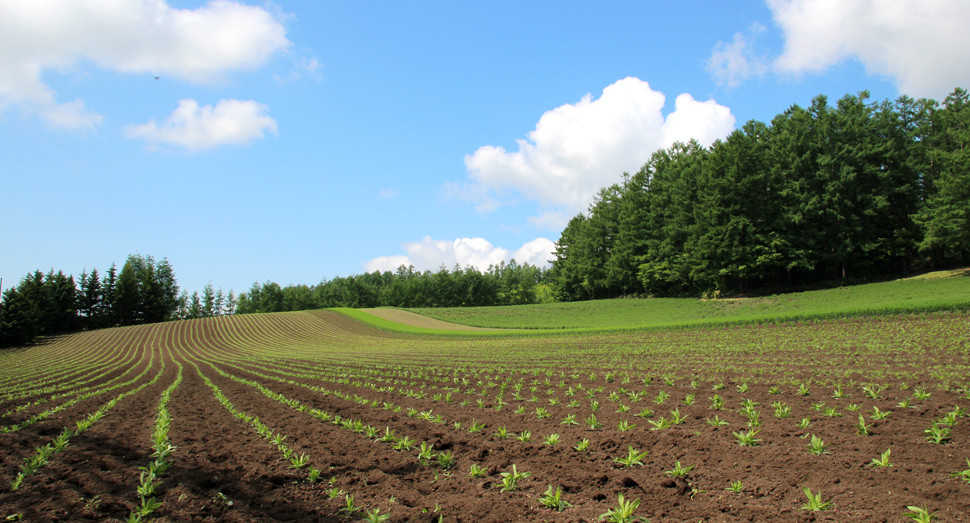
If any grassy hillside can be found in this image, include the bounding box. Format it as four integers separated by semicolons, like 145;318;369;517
406;271;970;330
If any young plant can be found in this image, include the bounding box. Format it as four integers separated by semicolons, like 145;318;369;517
664;461;694;478
493;426;509;439
468;464;488;478
800;487;833;511
339;494;357;516
648;417;671;430
869;448;892;468
573;438;590;452
538;484;571;511
707;415;729;427
924;421;951;444
670;408;688;425
361;508;391;523
585;413;604;429
903;506;938;523
307;467;323;482
709;394;725;411
516;430;532;442
797;417;811;429
561;414;579;426
616;420;635;431
289;453;310;470
392;436;415;451
727;480;744;493
498;464;530;492
634;407;654;418
543;433;561;446
436;450;456;470
871;406;892;420
950;458;970;483
733;429;762;447
598;493;642;523
417;441;436;464
807;435;830;456
857;415;871;436
613;445;647;467
468;420;486;433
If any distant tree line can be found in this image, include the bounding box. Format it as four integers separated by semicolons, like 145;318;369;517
0;254;237;347
236;260;551;314
550;88;970;300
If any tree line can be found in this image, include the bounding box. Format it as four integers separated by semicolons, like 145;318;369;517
550;88;970;300
0;254;236;347
236;260;551;314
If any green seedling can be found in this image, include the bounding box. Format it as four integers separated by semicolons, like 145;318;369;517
516;430;532;442
417;441;436;463
707;415;729;426
393;436;415;451
904;505;938;523
727;480;743;493
499;464;530;492
664;461;694;478
613;445;647;467
468;464;488;478
538;484;571;511
586;413;604;429
598;493;644;523
574;438;590;452
871;406;891;420
289;453;310;469
869;448;892;467
361;508;391;523
800;487;833;511
950;458;970;483
807;435;830;455
924;421;951;444
733;429;762;447
437;450;456;469
543;433;561;446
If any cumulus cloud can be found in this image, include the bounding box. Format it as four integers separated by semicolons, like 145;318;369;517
0;0;289;128
125;99;277;151
768;0;970;99
363;237;556;273
457;77;735;217
707;24;768;88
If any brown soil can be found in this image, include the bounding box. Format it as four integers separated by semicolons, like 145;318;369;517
0;312;968;522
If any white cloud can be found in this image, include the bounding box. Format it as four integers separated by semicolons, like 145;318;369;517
768;0;970;99
528;210;570;231
363;237;555;273
512;238;557;268
125;99;278;151
707;25;768;88
38;99;104;131
378;189;399;200
0;0;290;127
457;77;735;218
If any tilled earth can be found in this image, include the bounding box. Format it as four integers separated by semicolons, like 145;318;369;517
0;312;968;522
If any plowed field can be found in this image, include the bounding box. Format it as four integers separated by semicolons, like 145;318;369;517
1;310;968;522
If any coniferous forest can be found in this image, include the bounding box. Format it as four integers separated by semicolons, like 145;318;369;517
2;88;968;345
549;88;970;300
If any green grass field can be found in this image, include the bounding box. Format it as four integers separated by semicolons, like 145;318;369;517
403;271;970;331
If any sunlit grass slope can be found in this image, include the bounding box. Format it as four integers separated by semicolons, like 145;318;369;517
405;271;970;330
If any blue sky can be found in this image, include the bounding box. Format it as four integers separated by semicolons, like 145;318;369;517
2;1;969;297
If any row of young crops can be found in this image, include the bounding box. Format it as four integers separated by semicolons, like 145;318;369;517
0;310;968;522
